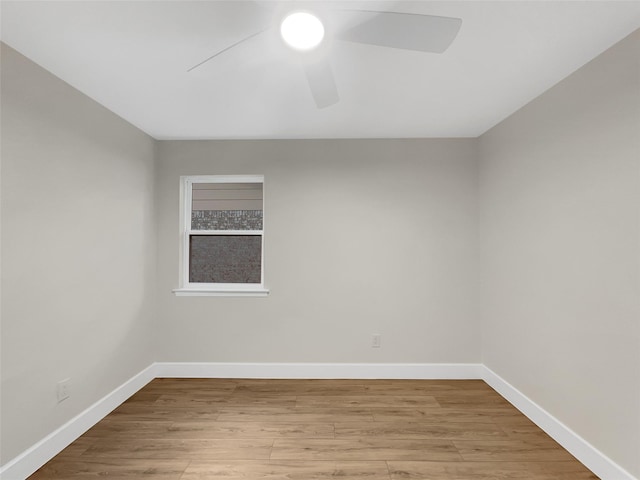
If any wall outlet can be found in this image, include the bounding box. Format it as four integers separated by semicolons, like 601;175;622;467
57;378;71;402
371;334;381;348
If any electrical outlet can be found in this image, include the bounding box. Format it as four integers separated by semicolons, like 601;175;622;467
371;334;381;348
57;378;71;402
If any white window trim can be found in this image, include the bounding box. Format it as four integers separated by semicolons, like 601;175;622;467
172;175;269;297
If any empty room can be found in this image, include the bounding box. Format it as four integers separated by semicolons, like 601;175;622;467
1;1;639;479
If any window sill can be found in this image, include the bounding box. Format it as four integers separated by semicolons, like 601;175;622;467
172;287;269;297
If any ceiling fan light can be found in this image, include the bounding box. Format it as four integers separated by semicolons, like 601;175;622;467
280;12;324;51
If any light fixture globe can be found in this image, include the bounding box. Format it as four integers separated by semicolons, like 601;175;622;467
280;12;324;51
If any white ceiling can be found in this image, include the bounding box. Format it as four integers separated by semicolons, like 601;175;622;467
2;1;639;139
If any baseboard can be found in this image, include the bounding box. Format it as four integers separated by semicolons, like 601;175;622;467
0;364;158;480
154;362;484;379
482;366;637;480
2;362;635;480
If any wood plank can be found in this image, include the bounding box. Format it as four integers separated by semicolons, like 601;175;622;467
109;404;222;421
83;419;334;441
233;384;369;395
335;421;507;440
437;403;524;415
433;393;513;407
181;460;391;480
81;420;174;438
82;438;273;460
142;378;238;394
453;439;578;462
370;408;503;423
29;459;189;480
154;393;297;407
387;461;598;479
361;386;495;396
231;379;377;386
217;406;375;423
165;421;335;439
358;380;495;395
295;395;440;408
498;422;560;442
271;438;461;461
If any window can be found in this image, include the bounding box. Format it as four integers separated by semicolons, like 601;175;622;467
173;175;268;296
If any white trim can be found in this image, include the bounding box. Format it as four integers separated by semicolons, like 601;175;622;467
172;287;269;297
154;362;483;379
178;177;189;288
482;365;637;480
0;364;158;480
185;174;263;184
187;230;263;236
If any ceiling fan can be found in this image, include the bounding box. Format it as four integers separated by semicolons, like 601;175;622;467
188;5;462;109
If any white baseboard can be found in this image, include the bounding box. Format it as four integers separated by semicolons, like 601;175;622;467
0;364;158;480
482;366;637;480
154;362;484;379
2;362;636;480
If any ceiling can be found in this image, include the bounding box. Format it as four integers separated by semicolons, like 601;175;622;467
2;1;639;139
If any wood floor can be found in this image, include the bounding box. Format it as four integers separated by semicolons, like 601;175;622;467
29;378;598;479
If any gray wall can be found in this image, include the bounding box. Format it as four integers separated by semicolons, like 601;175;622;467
0;44;157;463
156;139;480;364
479;29;640;477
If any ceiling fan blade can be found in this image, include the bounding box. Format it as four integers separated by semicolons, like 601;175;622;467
336;11;462;54
188;28;268;72
303;60;339;109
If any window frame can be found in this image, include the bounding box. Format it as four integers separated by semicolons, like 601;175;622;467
173;174;269;297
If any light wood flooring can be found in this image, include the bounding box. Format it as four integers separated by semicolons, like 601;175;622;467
29;378;599;479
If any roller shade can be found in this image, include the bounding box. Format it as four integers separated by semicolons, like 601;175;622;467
192;183;263;212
